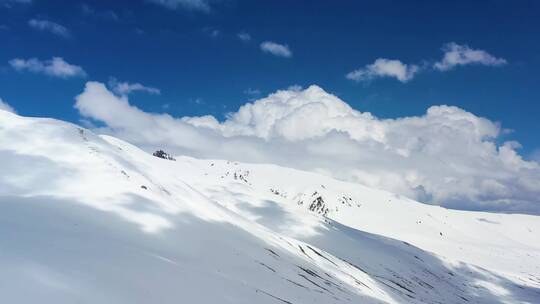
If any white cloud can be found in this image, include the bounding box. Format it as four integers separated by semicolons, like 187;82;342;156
108;78;161;96
260;41;292;58
28;19;70;38
9;57;86;78
346;58;419;83
75;82;213;151
434;42;507;71
148;0;210;12
346;43;506;84
75;82;540;214
0;98;15;113
237;32;251;42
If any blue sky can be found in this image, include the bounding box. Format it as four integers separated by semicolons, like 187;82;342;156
1;0;539;156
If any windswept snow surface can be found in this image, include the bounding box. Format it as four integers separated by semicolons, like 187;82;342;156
0;109;539;303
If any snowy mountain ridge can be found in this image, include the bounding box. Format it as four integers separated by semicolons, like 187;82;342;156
1;109;539;303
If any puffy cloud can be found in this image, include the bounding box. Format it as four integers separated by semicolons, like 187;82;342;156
28;19;70;38
9;57;86;78
346;59;419;83
347;43;505;84
260;41;292;58
434;42;507;71
75;82;540;214
108;78;161;95
237;31;251;42
148;0;210;12
0;98;15;113
75;82;215;152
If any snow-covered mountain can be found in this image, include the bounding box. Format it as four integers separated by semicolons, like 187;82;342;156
1;109;539;303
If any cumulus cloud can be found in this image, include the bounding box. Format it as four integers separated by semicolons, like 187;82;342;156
28;19;70;38
148;0;210;12
75;82;214;150
434;42;507;71
108;78;161;96
75;82;540;214
260;41;292;58
237;32;251;42
347;59;419;83
9;57;86;78
0;98;15;113
347;43;505;84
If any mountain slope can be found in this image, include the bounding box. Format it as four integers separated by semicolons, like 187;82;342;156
1;109;539;303
163;153;540;281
